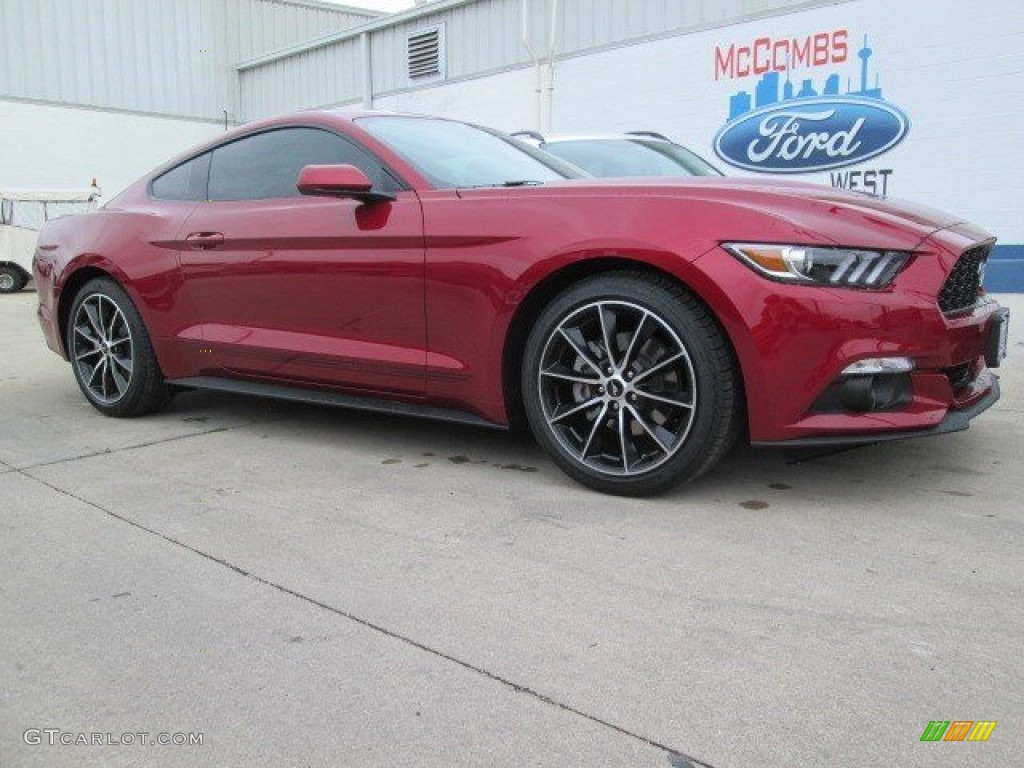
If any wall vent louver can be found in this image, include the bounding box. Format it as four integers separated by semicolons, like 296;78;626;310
407;25;445;80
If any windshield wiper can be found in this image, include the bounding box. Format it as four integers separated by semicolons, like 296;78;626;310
460;180;546;190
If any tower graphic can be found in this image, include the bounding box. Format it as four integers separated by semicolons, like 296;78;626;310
858;35;872;92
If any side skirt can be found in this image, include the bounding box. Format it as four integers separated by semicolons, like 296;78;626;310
167;376;506;430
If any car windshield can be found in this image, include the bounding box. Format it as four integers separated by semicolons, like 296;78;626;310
543;138;723;178
357;116;582;189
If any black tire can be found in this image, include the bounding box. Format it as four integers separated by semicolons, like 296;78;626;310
66;277;174;417
0;265;28;293
522;271;742;496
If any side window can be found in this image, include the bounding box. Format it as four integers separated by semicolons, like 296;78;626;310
151;153;211;201
208;128;393;202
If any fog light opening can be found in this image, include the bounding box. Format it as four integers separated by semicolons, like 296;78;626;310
838;372;913;412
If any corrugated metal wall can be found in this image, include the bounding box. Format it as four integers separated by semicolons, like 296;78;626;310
3;0;852;123
369;0;525;92
238;0;847;120
240;0;532;118
240;35;364;117
0;0;376;121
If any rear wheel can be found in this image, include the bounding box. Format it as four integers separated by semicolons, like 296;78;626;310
67;278;174;416
522;272;741;496
0;265;27;293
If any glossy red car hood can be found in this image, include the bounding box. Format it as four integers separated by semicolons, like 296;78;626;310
528;176;968;251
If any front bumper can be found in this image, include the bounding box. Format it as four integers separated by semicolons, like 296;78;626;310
695;228;1006;444
33;248;65;358
752;376;1000;448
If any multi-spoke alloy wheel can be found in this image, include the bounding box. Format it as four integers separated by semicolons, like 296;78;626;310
67;278;173;417
72;294;134;404
538;300;696;476
523;272;742;496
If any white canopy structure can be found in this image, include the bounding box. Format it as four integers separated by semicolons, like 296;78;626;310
0;189;98;202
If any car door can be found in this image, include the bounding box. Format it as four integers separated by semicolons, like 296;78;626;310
177;127;426;396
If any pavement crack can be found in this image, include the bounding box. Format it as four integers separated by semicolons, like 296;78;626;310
19;468;716;768
16;420;280;471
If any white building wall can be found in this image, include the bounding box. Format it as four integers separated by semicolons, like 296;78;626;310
1;100;223;198
549;0;1024;248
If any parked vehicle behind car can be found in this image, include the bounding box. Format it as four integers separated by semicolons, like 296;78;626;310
513;130;723;178
33;112;1008;495
1;187;100;293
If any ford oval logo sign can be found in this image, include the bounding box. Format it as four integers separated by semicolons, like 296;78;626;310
713;97;910;174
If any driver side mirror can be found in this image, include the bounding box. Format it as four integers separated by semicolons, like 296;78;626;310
296;164;395;204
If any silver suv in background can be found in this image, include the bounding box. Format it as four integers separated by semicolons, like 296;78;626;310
511;131;723;178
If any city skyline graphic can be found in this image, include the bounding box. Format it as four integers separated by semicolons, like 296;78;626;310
728;35;884;120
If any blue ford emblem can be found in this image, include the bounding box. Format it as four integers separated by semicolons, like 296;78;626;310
713;97;910;173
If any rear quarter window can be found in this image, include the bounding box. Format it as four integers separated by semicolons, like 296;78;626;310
151;153;211;201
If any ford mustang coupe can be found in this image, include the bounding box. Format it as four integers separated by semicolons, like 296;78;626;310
34;111;1009;495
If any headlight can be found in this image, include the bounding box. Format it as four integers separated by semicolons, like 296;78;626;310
723;243;910;288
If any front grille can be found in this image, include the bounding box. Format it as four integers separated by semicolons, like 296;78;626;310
938;245;988;314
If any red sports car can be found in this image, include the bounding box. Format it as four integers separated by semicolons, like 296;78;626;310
34;111;1009;495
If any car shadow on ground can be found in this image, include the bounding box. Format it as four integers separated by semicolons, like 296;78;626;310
164;386;1009;508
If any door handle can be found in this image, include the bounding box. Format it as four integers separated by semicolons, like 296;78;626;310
185;232;225;250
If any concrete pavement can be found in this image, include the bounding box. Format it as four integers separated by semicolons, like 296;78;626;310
2;290;1022;767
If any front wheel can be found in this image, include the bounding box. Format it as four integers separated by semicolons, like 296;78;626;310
67;277;174;417
522;272;742;496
